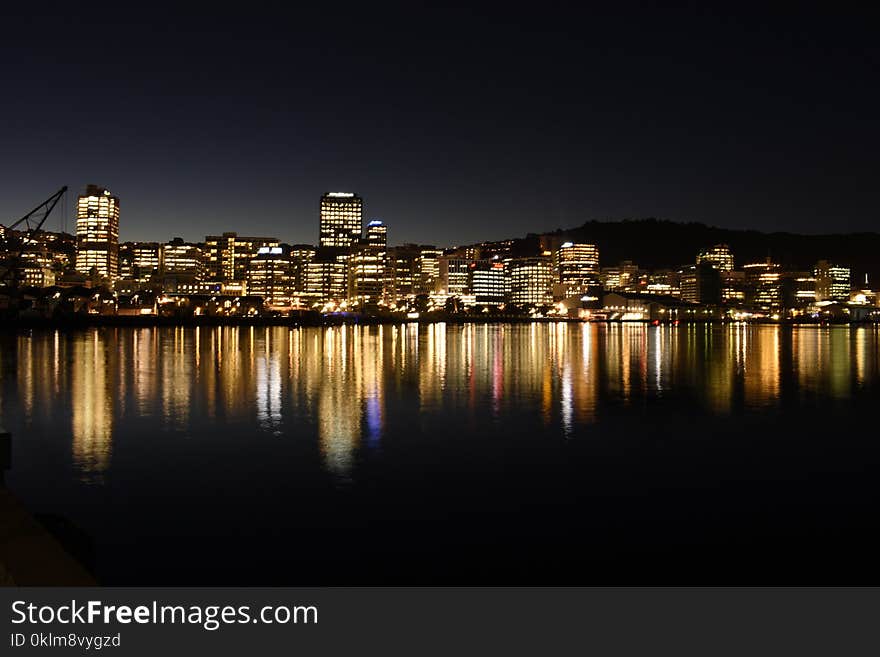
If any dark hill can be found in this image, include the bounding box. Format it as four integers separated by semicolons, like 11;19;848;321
532;219;880;281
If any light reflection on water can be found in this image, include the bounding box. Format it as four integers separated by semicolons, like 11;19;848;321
1;323;879;486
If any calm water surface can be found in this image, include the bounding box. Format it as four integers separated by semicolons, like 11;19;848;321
2;323;880;583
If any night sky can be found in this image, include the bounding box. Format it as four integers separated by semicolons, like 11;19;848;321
1;5;877;246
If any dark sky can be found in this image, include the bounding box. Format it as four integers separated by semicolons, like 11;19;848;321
1;4;877;246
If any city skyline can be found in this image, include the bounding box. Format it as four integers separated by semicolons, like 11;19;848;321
3;181;877;324
8;182;880;252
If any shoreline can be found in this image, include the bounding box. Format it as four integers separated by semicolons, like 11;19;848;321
1;315;877;330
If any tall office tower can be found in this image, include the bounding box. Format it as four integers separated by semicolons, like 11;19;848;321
417;247;443;294
247;245;293;307
679;262;722;305
555;241;600;292
743;259;783;307
289;244;317;295
75;184;120;279
349;220;388;307
319;192;363;249
386;244;421;300
305;250;348;305
438;256;473;296
161;238;204;276
117;242;160;283
469;260;506;305
814;260;851;301
509;256;554;305
602;260;640;291
204;232;280;282
697;244;735;272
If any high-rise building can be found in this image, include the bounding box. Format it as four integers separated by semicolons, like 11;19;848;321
509;256;554;305
386;244;421;300
439;256;472;296
305;248;348;305
814;260;851;301
75;184;120;279
349;220;387;307
679;262;722;305
696;245;737;302
319;192;363;249
697;244;734;272
417;247;443;294
118;242;160;283
204;232;280;282
469;260;506;305
247;246;293;307
601;260;639;291
161;238;204;276
289;244;317;295
743;259;782;308
555;242;600;292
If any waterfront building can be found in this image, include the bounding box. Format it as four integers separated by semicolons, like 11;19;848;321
204;232;280;282
305;248;348;305
697;244;734;272
75;184;120;279
470;260;506;305
119;242;161;283
509;256;554;305
556;241;600;291
386;244;421;300
247;245;293;307
438;256;472;296
814;260;851;301
290;244;317;296
601;260;639;291
697;244;740;302
162;238;204;276
319;192;363;249
849;275;877;306
349;220;388;308
679;262;722;305
418;247;443;294
743;259;783;308
791;273;817;305
18;257;55;287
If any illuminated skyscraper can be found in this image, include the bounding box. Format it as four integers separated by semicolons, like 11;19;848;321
247;246;293;307
386;244;421;299
289;244;317;296
204;232;280;282
679;262;722;305
469;260;506;305
438;256;472;296
814;260;851;301
161;238;204;276
75;184;120;279
509;256;554;305
349;220;387;307
118;242;160;283
555;242;599;291
743;259;782;308
697;244;734;272
417;247;443;294
305;250;348;305
319;192;363;249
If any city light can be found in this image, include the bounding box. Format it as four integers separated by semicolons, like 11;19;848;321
1;189;875;326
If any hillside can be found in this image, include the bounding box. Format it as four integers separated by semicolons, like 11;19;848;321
532;219;880;281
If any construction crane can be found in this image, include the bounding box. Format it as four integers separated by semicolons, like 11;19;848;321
0;186;68;288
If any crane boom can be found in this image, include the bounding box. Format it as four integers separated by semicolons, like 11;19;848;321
1;186;68;287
